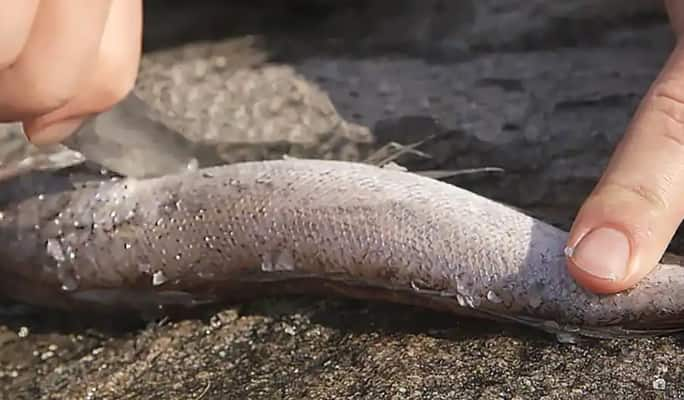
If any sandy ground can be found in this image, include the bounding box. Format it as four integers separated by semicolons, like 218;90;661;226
2;1;684;399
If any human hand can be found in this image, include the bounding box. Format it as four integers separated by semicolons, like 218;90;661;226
0;0;142;145
565;0;684;294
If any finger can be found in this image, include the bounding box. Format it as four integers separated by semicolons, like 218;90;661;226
24;0;143;144
0;0;113;122
0;0;40;68
565;41;684;294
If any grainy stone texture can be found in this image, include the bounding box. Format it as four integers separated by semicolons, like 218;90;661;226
2;1;684;399
135;39;374;163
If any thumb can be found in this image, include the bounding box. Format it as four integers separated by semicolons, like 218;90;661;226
566;42;684;294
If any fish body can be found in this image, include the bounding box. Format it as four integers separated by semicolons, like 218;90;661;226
1;159;683;338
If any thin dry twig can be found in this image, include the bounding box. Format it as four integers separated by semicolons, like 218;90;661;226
367;135;504;180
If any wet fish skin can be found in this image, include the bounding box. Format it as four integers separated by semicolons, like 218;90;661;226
1;159;684;338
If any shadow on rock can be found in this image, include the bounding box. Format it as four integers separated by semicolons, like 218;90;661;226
0;296;149;337
1;292;565;345
234;295;563;345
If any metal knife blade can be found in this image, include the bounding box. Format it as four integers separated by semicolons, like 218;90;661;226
62;93;220;179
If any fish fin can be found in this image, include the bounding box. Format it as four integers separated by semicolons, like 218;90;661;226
477;310;684;340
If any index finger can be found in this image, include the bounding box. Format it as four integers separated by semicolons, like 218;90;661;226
565;37;684;293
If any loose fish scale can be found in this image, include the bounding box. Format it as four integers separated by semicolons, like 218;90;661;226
2;159;684;334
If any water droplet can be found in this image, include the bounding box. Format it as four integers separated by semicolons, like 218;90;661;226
46;239;65;262
38;194;45;200
60;281;77;292
152;271;167;286
563;246;574;257
462;295;479;308
124;243;131;249
260;254;274;272
260;251;296;272
0;212;4;220
139;263;152;274
186;158;199;171
255;176;271;184
456;294;466;307
202;171;214;178
110;211;117;219
456;279;467;294
653;378;666;391
57;264;78;291
486;290;502;304
197;271;215;279
528;294;542;308
175;254;182;260
555;332;579;344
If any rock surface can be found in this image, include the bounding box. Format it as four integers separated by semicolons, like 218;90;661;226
2;1;684;399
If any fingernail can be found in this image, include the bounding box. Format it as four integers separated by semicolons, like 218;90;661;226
566;227;631;281
26;118;83;145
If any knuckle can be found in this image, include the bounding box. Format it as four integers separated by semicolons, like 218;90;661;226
651;81;684;147
603;180;670;212
27;87;74;113
10;69;78;114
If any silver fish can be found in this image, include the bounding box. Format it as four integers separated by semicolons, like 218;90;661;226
1;151;683;340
